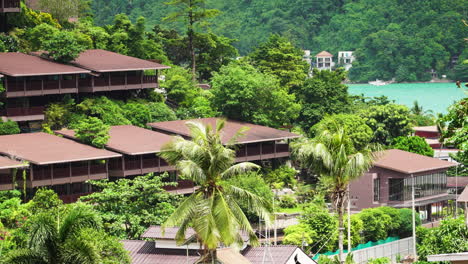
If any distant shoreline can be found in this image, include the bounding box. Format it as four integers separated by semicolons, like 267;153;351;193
346;80;453;85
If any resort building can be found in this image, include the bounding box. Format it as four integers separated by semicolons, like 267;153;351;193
123;226;316;264
337;51;354;71
0;53;91;123
69;49;169;93
315;51;334;71
148;118;300;165
0;50;170;130
0;0;20;13
349;149;457;222
0;132;121;202
413;125;460;162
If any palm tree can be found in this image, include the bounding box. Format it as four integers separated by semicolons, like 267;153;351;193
293;129;377;263
3;204;105;264
160;120;272;263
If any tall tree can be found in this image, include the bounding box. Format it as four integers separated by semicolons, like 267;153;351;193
249;34;309;89
164;0;220;80
211;61;301;128
293;129;377;262
4;204;130;263
160;120;272;263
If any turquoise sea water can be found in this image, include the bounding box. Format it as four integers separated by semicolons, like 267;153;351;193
348;83;466;114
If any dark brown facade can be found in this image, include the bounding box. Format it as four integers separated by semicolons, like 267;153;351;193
78;72;159;93
0;0;20;12
3;75;80;98
108;155;175;177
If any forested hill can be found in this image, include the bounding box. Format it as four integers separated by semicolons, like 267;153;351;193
91;0;468;82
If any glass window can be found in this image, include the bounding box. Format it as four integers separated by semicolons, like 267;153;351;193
373;178;380;201
389;178;404;201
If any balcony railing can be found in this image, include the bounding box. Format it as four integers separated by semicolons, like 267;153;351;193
1;106;45;117
5;76;78;97
2;0;20;9
79;72;158;92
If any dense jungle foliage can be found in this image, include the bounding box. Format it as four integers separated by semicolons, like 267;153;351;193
90;0;468;82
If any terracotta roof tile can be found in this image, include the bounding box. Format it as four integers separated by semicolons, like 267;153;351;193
71;49;170;72
56;125;174;155
373;149;456;174
122;240;200;264
141;226;196;240
457;185;468;202
148;118;300;145
0;132;121;165
0;53;91;77
0;156;26;169
242;245;298;264
315;51;333;57
447;177;468;188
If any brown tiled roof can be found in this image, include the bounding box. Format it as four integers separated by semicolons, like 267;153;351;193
0;156;27;169
373;149;456;174
0;133;121;165
141;226;196;240
447;177;468;188
413;126;438;133
0;53;91;77
458;186;468;202
315;51;333;57
122;240;200;264
217;248;252;264
56;125;174;155
242;245;299;264
71;49;170;72
148;118;301;144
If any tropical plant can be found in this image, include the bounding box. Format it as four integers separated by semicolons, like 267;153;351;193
391;136;434;157
159;119;272;263
293;129;377;261
75;116;110;148
3;203;130;264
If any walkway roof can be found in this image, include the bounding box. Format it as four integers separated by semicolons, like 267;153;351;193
0;132;121;165
0;53;90;77
374;149;456;174
148;118;301;145
71;49;170;72
57;125;173;155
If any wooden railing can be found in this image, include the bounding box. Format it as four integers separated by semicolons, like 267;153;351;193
2;0;20;8
1;106;45;117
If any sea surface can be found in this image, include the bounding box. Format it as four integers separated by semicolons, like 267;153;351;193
348;82;466;114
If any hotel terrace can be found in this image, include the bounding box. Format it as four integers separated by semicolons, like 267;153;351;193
0;119;299;201
0;50;169;127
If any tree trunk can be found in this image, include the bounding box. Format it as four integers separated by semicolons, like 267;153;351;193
338;205;344;264
188;1;196;81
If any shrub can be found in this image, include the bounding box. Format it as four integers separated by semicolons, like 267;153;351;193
0;120;20;135
75;117;110;148
300;202;338;252
278;194;297;208
265;165;297;188
283;224;315;247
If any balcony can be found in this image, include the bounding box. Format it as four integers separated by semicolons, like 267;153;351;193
235;142;291;162
29;162;107;188
108;155;175;178
0;0;20;12
164;180;197;195
78;72;158;93
4;76;79;98
1;106;45;122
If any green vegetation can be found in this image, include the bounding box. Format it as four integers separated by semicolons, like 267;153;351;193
0;189;129;263
439;97;467;176
417;217;468;260
75;117;110;148
211;61;300;128
159;120;272;263
80;173;180;239
293;129;376;261
391;136;434;157
0;120;21;135
296;68;349;131
90;0;467;81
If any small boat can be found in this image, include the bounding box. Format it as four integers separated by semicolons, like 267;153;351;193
368;79;388;86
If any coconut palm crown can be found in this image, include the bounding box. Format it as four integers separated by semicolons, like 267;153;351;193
293;129;378;262
159;119;272;261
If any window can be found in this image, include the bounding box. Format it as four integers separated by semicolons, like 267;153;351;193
373;178;380;201
389;178;404;201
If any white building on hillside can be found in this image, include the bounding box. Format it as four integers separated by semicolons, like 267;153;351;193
315;51;334;71
338;51;355;70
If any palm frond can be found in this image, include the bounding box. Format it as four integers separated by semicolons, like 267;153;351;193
221;162;260;179
60;231;101;264
2;249;47;264
58;204;101;243
176;160;207;184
